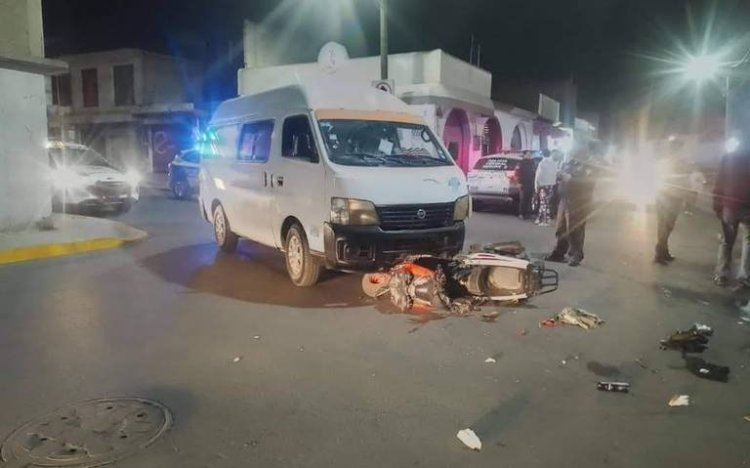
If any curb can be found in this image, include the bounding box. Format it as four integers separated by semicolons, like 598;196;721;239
0;232;147;266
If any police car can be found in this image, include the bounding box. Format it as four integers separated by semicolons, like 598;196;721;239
167;149;200;199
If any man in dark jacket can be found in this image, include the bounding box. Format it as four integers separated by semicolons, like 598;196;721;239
517;151;536;219
713;149;750;287
654;154;689;264
546;150;598;267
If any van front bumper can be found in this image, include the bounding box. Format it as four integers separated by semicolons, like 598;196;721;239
323;222;465;271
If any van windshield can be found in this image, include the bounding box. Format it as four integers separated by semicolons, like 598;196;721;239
318;120;452;167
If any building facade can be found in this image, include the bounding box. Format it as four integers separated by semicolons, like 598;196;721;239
48;49;203;173
0;0;67;230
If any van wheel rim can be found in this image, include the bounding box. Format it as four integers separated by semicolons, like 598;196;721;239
215;209;226;243
288;235;303;277
175;182;186;197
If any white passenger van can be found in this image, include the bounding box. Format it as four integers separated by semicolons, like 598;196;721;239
199;82;469;286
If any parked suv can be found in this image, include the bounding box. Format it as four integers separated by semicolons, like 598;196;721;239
467;154;523;208
48;142;140;214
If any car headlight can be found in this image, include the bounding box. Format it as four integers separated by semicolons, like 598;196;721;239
330;198;379;225
124;169;142;186
51;167;86;190
454;195;470;221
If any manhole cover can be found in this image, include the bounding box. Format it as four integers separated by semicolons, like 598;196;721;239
1;397;172;467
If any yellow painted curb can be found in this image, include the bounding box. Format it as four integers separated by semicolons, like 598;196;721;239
0;237;128;265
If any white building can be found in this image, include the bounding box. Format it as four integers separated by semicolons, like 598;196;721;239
240;42;539;173
0;0;66;230
48;49;203;173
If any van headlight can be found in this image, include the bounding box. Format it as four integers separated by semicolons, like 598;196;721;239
124;169;142;186
330;198;379;225
454;195;470;221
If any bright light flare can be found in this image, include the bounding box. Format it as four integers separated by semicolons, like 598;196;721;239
726;137;740;153
124;169;142;186
680;53;722;82
51;167;86;190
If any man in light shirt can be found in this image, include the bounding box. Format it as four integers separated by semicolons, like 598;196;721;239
534;150;558;226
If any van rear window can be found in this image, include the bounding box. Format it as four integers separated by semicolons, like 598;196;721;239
474;158;518;171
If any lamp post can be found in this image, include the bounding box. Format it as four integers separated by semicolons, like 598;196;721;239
379;0;388;80
680;53;733;149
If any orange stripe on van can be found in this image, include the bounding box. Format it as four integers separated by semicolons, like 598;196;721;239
315;109;423;125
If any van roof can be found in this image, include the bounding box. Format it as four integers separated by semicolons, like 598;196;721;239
211;81;417;126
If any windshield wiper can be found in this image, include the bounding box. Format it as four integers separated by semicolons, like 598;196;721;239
388;154;448;166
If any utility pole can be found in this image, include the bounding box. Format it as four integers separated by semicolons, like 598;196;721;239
380;0;388;80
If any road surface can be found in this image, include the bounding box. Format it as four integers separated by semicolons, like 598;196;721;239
1;192;748;467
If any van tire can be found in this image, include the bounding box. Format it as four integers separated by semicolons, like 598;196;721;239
213;203;238;253
285;224;322;287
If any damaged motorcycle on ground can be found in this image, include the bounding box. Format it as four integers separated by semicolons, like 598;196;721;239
362;241;559;315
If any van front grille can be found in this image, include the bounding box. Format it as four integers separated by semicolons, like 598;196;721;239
376;203;454;231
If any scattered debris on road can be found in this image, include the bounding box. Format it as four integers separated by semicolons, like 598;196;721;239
635;358;649;369
668;395;690;407
685;356;730;382
662;288;673;298
232;356;242;363
253;335;261;340
555;307;604;330
517;328;528;336
596;381;630;393
744;416;750;423
539;318;557;328
484;357;497;364
660;323;713;353
457;428;482;451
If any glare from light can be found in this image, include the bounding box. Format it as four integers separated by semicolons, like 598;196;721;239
726;137;740;153
124;169;142;186
51;167;86;190
681;53;722;82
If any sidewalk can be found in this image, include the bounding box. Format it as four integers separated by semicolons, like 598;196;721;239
0;214;147;265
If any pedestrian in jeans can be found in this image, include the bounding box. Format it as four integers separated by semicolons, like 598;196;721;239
517;151;536;219
546;150;597;267
534;150;558;226
713;149;750;290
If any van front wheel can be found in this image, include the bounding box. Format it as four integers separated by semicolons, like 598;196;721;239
285;224;322;287
213;204;238;253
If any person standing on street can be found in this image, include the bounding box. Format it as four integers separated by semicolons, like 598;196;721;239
654;154;688;265
546;149;598;267
517;151;536;219
534;150;558;226
685;163;707;216
713;148;750;288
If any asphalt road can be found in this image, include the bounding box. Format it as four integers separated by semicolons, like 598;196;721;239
1;191;749;468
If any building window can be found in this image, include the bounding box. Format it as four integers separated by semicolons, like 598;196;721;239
81;68;99;107
51;73;72;106
281;115;318;162
113;64;135;106
237;120;274;162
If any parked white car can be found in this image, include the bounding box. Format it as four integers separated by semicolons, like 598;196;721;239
199;82;470;286
48;142;141;214
467;153;523;208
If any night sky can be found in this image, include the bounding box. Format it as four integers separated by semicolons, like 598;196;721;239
42;0;750;122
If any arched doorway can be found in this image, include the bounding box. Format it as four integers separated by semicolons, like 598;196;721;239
510;124;523;150
443;108;470;172
482;118;502;155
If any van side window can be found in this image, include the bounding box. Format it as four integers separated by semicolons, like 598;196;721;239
282;115;318;163
238;120;274;162
212;125;240;159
